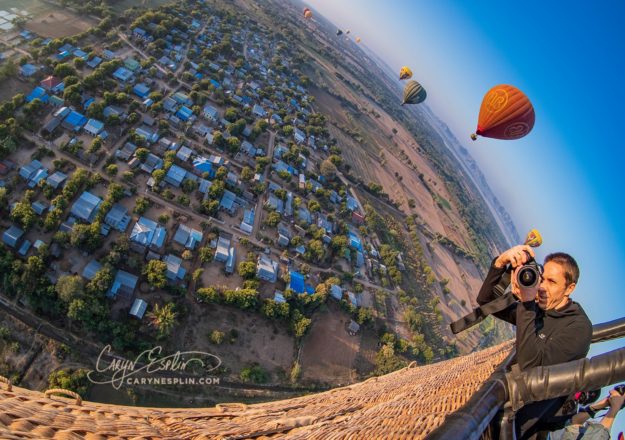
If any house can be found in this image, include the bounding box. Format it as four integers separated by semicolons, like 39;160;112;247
266;194;284;214
176;145;193;162
83;119;105;137
116;142;137;161
203;105;219;121
348;291;361;308
214;236;231;262
298;173;306;190
103;105;126;121
209;155;226;167
297;207;312;225
31;201;48;215
104;203;131;232
289;271;315;295
129;298;148;320
140;153;163;174
164;254;186;281
240;209;254;234
2;225;23;248
62;110;88;132
164;164;186;188
107;270;138;299
346;195;359;212
81;259;103;280
172;92;192;106
330;284;343;301
348;320;360;335
274;291;286;303
26;86;49;104
46;171;67;189
19;159;44;183
256;255;278;282
73;49;89;60
18;240;31;256
135;126;159;144
124;57;141;72
69;191;101;223
175;105;194;122
132;83;151;99
348;231;363;252
293;128;306;144
192;157;213;177
219;190;238;216
41;117;61;135
112;67;134;82
19;64;38;77
225;246;236;274
130;217;167;250
173;224;203;249
86;56;102;69
241;141;256;157
252;104;267;117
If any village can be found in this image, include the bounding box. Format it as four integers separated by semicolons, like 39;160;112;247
0;0;434;391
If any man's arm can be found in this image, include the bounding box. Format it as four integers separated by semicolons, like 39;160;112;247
515;302;592;370
476;259;517;324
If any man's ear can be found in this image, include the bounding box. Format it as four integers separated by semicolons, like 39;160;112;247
564;282;576;297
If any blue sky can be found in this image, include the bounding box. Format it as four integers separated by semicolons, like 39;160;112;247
305;0;625;426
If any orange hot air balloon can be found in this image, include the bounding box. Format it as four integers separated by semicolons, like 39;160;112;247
303;8;312;19
471;85;535;141
524;229;543;247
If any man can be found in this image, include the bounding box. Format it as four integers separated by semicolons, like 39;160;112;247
477;245;593;439
558;389;625;440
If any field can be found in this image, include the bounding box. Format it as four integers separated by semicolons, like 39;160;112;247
108;0;173;13
26;8;95;38
299;301;362;386
0;77;31;102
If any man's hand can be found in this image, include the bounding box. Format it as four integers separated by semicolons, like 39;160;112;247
609;389;625;411
494;245;535;269
511;266;539;302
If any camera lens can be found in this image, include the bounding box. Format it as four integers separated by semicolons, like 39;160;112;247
518;267;538;287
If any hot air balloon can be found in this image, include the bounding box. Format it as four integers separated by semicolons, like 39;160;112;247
399;66;412;80
471;85;535;141
336;29;343;36
356;37;361;43
346;29;351;34
524;229;543;248
402;80;426;105
303;8;312;19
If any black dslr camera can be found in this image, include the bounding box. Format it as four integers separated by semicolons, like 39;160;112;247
516;252;544;288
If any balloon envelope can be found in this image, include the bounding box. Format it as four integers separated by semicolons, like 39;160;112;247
472;84;535;141
399;66;413;80
336;29;343;36
524;229;543;247
402;80;426;105
356;37;361;43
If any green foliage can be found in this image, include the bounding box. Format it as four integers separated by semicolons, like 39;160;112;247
196;287;219;303
237;261;257;279
209;330;225;344
239;363;268;384
48;368;89;397
147;302;177;340
133;196;151;215
223;288;258;310
144;260;167;288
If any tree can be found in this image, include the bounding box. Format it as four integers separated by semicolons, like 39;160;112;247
209;330;225;344
10;192;37;230
86;266;114;296
147;302;177;339
48;368;89;397
133;197;150;215
181;249;193;260
239;363;268;383
54;63;77;79
144;260;167;288
56;275;84;304
224;107;238;122
196;286;219;303
199;246;213;263
241;166;254;182
320;159;338;180
135;148;149;161
237;261;257;280
264;211;281;227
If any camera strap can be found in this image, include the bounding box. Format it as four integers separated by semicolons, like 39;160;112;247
450;292;517;334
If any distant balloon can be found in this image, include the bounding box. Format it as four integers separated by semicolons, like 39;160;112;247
399;66;413;80
524;229;543;248
303;8;312;19
336;29;343;36
471;84;535;141
402;80;427;105
346;29;351;34
356;37;361;43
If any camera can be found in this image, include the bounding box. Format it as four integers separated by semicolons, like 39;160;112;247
615;384;625;395
516;253;543;288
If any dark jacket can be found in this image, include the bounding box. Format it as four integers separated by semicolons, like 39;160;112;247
477;259;592;370
477;259;593;440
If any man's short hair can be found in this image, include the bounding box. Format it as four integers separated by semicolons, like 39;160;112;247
544;252;580;286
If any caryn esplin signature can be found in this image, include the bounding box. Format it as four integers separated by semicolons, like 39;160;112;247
87;345;222;390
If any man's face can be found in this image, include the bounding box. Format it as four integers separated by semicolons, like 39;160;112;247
537;261;575;310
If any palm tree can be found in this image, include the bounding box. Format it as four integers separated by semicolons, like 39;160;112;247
147;303;177;339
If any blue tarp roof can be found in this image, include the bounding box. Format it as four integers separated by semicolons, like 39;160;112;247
20;64;38;77
175;105;193;121
63;110;88;129
84;118;104;134
289;271;305;294
26;86;49;103
82;259;103;280
70;191;102;222
113;66;133;82
132;83;150;98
